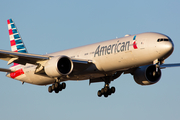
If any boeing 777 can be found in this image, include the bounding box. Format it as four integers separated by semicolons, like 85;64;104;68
1;19;179;98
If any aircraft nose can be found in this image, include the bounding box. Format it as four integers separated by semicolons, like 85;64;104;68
168;37;174;52
164;38;174;57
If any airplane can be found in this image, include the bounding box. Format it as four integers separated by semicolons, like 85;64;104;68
0;18;180;98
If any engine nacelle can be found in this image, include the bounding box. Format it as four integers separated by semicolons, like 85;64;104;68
44;56;73;77
133;65;161;85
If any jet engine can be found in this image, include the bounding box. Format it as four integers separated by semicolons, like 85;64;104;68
133;65;161;85
44;56;73;77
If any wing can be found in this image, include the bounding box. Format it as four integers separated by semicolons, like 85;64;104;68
71;58;94;74
160;63;180;69
0;49;92;65
0;49;93;75
0;49;49;65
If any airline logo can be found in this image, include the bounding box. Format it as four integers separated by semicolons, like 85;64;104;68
94;41;130;57
7;19;27;53
94;35;139;57
133;35;138;49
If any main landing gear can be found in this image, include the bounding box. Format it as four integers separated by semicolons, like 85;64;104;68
97;84;116;98
48;82;66;93
96;72;122;98
96;74;120;98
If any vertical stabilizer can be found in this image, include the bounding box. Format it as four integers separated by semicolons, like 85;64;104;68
7;19;28;53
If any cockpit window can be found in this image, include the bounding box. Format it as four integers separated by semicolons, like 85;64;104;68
164;39;169;41
157;38;169;42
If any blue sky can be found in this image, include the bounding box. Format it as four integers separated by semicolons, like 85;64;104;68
0;0;180;120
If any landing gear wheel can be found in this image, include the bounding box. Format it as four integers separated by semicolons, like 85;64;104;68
58;84;63;91
55;82;59;89
52;84;55;90
111;87;115;94
104;86;109;93
104;93;108;98
62;82;66;89
97;90;102;97
55;89;59;93
48;86;53;93
101;88;105;94
107;89;112;95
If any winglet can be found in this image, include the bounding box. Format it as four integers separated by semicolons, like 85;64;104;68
7;19;28;53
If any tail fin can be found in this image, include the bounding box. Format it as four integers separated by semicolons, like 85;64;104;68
7;19;28;53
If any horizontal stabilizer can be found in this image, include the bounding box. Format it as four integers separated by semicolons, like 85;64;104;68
0;68;15;72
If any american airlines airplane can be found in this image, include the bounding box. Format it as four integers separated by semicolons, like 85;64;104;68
1;19;179;98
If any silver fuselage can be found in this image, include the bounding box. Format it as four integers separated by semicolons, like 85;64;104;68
7;32;174;85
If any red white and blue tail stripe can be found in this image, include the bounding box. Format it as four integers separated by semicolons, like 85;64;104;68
7;19;28;53
7;19;26;79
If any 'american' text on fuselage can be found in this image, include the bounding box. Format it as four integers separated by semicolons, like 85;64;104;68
94;41;130;57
